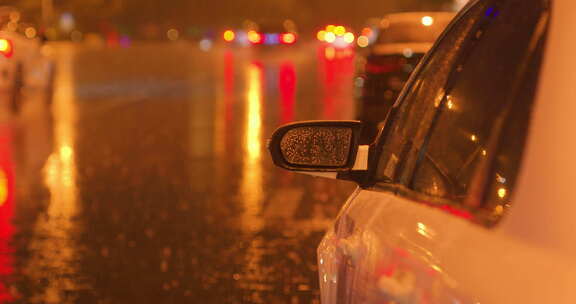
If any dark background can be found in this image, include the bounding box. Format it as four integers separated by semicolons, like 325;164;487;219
1;0;453;35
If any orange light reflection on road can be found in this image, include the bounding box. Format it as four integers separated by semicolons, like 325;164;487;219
32;45;83;303
240;62;264;232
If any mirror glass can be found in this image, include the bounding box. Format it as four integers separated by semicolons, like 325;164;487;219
280;126;352;167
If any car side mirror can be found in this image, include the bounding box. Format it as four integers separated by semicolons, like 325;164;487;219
268;120;369;180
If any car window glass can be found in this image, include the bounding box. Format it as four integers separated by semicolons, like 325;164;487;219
375;2;487;184
411;0;545;205
480;36;545;224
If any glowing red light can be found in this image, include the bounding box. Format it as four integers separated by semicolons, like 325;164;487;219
0;39;13;58
247;31;262;44
281;33;296;44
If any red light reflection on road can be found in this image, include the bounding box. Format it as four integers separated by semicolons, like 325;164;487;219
214;50;237;157
224;50;235;122
0;127;15;302
279;62;296;123
318;46;355;119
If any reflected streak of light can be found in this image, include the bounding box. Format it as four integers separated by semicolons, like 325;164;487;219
239;63;266;288
0;134;16;302
214;51;235;156
224;51;235;123
325;46;335;60
27;45;83;303
417;222;436;239
319;45;355;119
0;169;7;207
279;62;296;123
240;63;264;232
245;63;262;161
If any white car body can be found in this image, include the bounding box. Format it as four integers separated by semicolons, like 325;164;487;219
317;0;576;303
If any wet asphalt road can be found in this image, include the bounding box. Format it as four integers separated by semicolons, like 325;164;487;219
0;41;359;303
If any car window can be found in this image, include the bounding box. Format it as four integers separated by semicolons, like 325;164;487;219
375;0;548;224
410;0;546;204
375;2;488;185
480;36;546;224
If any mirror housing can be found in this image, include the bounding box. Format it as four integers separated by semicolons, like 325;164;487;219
268;121;369;179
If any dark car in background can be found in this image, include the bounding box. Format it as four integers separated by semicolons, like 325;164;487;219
356;12;455;143
247;20;298;46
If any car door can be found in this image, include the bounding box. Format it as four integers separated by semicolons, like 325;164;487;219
318;0;550;303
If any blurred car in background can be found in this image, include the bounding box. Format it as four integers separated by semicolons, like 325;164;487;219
0;7;54;108
244;20;298;46
355;12;455;143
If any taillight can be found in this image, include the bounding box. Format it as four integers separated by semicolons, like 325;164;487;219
0;39;13;58
223;30;235;42
365;63;403;74
365;56;408;74
247;31;262;44
281;33;296;44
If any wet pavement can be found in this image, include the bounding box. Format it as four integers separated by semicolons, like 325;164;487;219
0;41;359;303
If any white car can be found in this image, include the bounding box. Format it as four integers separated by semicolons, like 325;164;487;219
269;0;574;302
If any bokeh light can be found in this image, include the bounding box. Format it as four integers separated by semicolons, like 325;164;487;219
24;27;37;39
223;30;235;42
167;28;179;41
343;32;354;44
357;35;369;47
282;33;296;44
422;16;434;26
324;32;336;43
317;30;326;41
334;26;346;36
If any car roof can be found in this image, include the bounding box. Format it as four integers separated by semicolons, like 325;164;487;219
372;42;433;56
371;11;456;55
501;0;576;253
381;11;456;27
